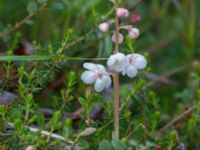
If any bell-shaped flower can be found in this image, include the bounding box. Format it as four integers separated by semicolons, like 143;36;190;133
128;28;139;39
99;20;114;32
81;63;112;92
130;13;141;23
116;8;129;18
122;65;138;78
99;22;109;32
122;54;147;78
112;32;124;44
107;52;128;72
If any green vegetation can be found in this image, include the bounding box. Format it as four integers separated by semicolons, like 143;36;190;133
0;0;200;149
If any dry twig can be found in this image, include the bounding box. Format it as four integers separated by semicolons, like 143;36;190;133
7;122;74;144
0;3;47;39
154;105;196;136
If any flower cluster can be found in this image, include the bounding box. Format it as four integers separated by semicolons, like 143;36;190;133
81;63;111;92
81;7;147;92
107;52;147;78
81;53;147;92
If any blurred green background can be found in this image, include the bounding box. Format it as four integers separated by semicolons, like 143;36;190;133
0;0;200;148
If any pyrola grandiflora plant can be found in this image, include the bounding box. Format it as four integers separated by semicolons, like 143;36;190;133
81;0;147;139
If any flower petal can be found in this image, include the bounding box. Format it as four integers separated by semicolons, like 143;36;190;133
112;33;124;44
134;54;147;69
97;64;107;74
99;22;109;32
107;52;128;72
116;8;129;18
127;66;137;78
83;63;97;71
107;55;116;67
128;28;139;39
116;53;126;61
81;71;96;84
101;75;112;88
94;78;105;92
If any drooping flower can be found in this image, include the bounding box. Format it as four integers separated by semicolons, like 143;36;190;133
99;22;109;32
81;63;112;92
122;54;147;78
107;52;128;72
122;65;138;78
119;25;139;40
116;8;129;18
128;28;139;39
130;54;147;69
112;32;124;44
130;12;141;23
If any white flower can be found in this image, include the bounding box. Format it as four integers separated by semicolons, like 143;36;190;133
122;54;147;78
122;65;137;78
81;63;112;92
130;54;147;69
128;28;139;39
107;52;128;72
112;33;124;44
99;22;109;32
116;8;129;18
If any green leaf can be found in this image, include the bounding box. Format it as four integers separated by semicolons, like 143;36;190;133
99;140;112;150
14;119;22;130
26;93;33;106
0;105;5;113
129;139;138;146
37;0;47;3
78;139;89;149
52;111;61;124
26;19;34;25
0;55;107;62
27;2;38;13
50;2;64;10
112;139;126;150
2;33;11;42
134;79;145;94
79;97;85;106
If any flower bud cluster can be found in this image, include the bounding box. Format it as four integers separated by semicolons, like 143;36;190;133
99;7;140;43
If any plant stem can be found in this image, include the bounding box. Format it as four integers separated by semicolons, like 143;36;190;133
114;0;119;54
113;73;119;139
113;0;120;139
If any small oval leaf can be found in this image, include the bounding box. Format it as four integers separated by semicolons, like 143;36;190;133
79;127;96;136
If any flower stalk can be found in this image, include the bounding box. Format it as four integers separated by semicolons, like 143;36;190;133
113;0;120;139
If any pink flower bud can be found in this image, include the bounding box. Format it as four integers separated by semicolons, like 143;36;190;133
128;28;139;39
112;33;124;44
116;8;129;18
99;22;109;32
130;13;141;23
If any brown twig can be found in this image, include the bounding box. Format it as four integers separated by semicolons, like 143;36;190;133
145;72;178;86
0;3;47;39
147;63;189;87
129;0;143;11
148;39;172;54
154;105;196;136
